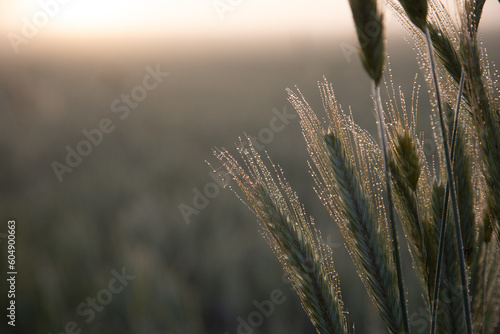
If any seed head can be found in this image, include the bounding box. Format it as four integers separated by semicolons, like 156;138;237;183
392;126;421;192
348;0;385;84
397;0;428;31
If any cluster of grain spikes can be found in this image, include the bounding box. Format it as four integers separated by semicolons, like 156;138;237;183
386;0;500;333
212;0;500;333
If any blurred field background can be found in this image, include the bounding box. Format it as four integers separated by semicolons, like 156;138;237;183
0;1;499;333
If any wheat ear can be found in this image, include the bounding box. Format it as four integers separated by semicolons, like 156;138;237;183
347;0;410;331
213;141;350;334
288;80;404;333
324;130;403;334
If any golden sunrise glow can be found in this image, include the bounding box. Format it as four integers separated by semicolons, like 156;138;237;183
0;0;498;39
1;0;369;37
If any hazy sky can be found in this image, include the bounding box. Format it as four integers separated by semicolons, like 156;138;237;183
1;0;499;38
2;1;351;35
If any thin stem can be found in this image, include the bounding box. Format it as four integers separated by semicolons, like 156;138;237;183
424;27;473;334
373;83;410;334
482;243;489;334
429;70;465;334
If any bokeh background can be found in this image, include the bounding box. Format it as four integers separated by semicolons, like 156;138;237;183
0;1;499;333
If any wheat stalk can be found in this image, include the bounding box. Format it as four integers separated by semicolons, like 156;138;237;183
430;70;466;333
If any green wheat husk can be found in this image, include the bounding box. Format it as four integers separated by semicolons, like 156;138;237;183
213;141;350;334
391;126;421;193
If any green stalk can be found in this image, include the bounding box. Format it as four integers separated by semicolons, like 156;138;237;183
424;27;473;334
429;70;465;334
374;83;410;334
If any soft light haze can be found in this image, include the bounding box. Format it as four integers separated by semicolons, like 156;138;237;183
1;0;499;57
2;0;499;37
3;0;353;36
